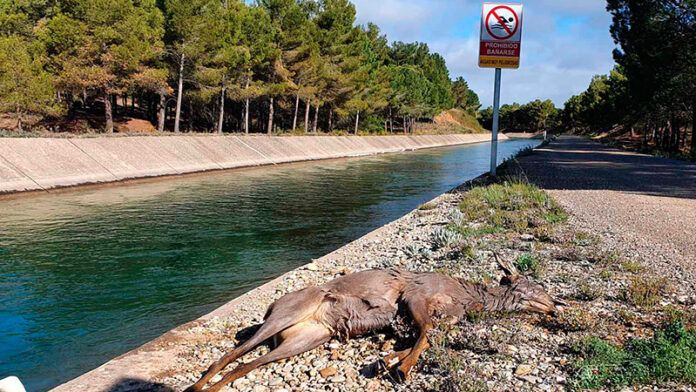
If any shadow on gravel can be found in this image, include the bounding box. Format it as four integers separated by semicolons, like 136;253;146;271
517;136;696;200
105;378;175;392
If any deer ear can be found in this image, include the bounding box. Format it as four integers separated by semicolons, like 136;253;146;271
493;252;518;277
500;275;520;286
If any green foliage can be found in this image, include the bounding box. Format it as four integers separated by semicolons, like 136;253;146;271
0;0;480;133
451;77;480;115
562;1;695;156
514;254;542;277
456;182;566;240
431;227;463;251
479;99;559;132
0;35;60;124
571;322;696;390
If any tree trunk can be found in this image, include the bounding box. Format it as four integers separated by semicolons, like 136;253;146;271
328;107;333;132
157;91;166;133
354;110;360;134
244;79;250;134
292;93;300;131
217;82;226;134
174;52;185;133
112;95;118;117
104;93;114;133
16;105;23;132
389;107;393;133
670;116;679;152
691;103;696;156
403;116;407;135
267;96;274;135
313;104;319;133
304;99;310;133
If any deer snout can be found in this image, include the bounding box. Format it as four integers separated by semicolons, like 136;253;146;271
523;295;557;315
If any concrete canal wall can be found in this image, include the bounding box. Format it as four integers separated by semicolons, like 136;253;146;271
0;134;503;194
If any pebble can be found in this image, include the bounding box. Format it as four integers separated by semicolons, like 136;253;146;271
319;367;338;378
515;364;534;377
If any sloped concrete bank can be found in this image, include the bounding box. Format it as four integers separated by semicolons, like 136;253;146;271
0;134;501;194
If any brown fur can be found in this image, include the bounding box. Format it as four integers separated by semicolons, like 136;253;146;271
186;259;560;392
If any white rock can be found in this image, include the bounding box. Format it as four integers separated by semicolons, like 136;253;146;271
0;377;26;392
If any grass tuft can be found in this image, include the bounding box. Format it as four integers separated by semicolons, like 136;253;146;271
625;276;669;309
570;322;696;390
458;181;566;236
514;253;543;278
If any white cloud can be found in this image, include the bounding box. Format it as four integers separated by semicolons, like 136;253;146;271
351;0;617;107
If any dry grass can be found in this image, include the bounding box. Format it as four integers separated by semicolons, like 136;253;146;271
625;276;669;308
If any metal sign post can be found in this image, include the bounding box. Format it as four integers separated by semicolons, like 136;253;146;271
479;3;523;176
490;68;502;175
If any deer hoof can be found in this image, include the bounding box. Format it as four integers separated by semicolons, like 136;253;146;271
383;353;401;368
391;364;412;383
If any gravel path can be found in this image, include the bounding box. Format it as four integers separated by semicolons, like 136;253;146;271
517;136;696;296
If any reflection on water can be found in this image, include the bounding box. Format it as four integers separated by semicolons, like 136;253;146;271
0;139;537;391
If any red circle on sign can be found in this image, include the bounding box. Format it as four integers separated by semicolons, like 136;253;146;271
485;5;519;40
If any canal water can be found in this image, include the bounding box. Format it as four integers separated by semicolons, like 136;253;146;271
0;139;537;391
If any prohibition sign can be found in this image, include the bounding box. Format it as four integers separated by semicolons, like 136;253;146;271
485;5;519;40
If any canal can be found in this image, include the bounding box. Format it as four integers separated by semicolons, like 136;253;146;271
0;139;537;391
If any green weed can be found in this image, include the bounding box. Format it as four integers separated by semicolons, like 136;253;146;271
570;322;696;390
515;253;543;277
459;182;566;235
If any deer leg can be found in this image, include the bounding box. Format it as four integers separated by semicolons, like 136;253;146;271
186;322;289;392
383;348;412;367
396;300;433;380
202;321;331;392
188;290;326;391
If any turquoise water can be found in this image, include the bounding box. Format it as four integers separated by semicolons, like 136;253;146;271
0;139;537;391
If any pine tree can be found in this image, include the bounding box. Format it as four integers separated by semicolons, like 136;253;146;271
0;35;60;130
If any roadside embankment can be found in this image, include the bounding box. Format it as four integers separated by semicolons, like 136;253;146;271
0;134;502;195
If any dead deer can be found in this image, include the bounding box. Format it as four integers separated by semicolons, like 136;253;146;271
186;255;563;392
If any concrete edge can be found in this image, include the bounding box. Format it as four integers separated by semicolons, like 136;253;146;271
0;134;506;196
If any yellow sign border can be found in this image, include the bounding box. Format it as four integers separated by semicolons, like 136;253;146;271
478;55;520;69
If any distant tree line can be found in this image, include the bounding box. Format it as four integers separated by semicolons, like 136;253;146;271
0;0;478;134
479;99;559;133
561;0;695;156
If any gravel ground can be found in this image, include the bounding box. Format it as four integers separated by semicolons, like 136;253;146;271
516;136;696;298
79;136;694;392
146;137;696;392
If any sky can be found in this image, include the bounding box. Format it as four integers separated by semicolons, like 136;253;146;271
351;0;618;108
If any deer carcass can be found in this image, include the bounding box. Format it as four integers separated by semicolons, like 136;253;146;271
187;256;562;392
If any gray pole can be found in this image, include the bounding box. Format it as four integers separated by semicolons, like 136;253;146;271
490;67;502;176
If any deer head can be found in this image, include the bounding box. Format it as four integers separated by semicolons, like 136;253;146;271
494;253;565;315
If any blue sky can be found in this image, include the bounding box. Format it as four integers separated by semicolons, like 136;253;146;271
351;0;618;108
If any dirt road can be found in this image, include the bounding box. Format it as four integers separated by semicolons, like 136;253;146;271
517;136;696;295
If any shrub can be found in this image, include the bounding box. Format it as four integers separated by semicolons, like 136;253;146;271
625;276;669;308
425;326;489;392
555;307;598;332
576;281;604;301
459;182;566;234
620;260;645;273
570;322;696;390
431;227;463;250
515;253;543;277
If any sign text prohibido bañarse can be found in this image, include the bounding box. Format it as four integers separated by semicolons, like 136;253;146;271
479;3;523;69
